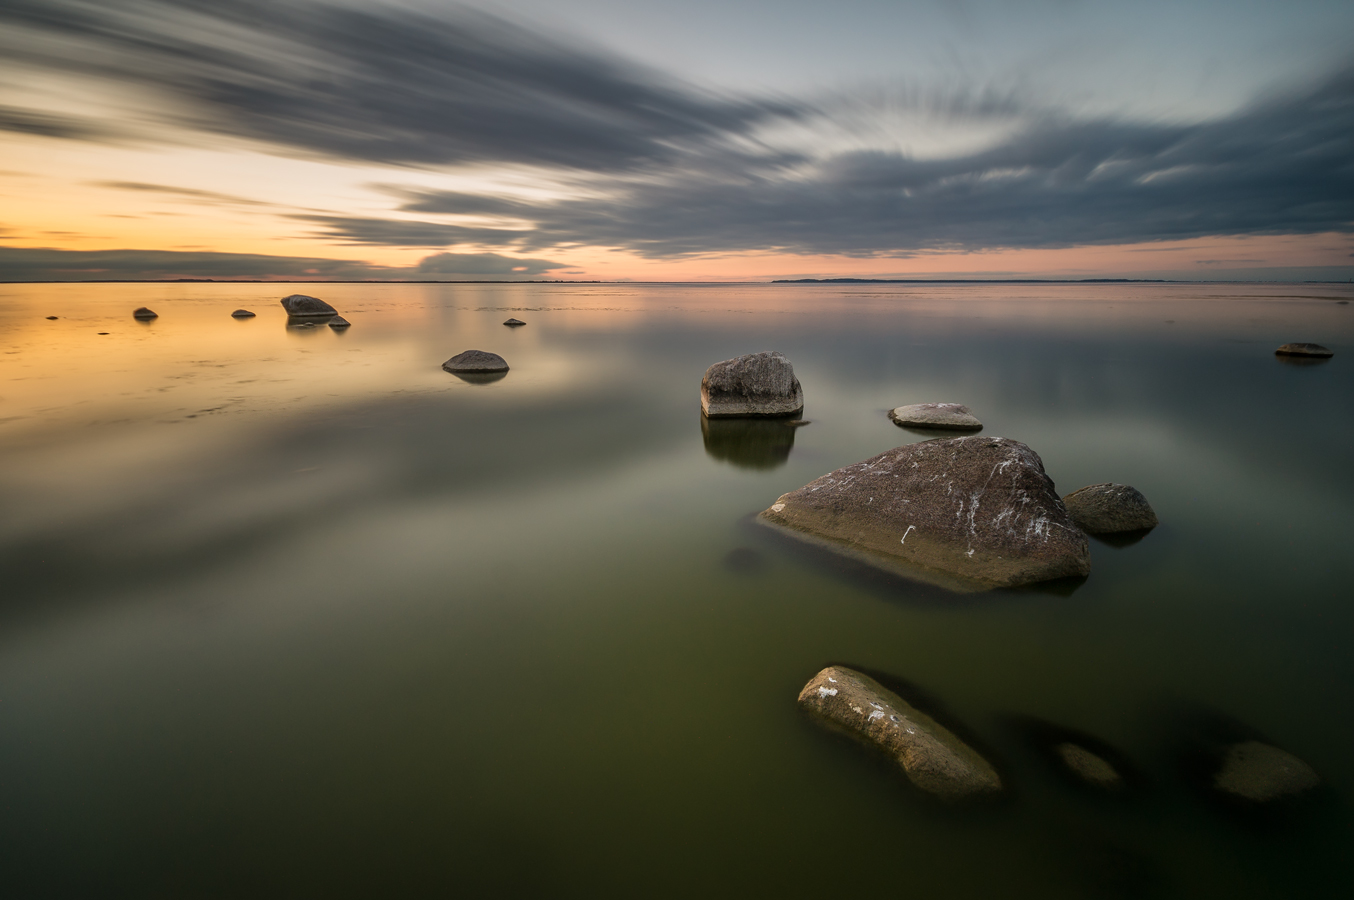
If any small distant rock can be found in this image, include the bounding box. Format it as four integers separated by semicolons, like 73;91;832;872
1063;483;1158;534
785;419;812;427
45;316;58;320
280;294;337;317
798;666;1002;800
230;309;256;318
503;317;526;327
328;316;351;329
132;307;158;320
1213;740;1319;802
701;351;803;418
1056;743;1123;789
889;402;982;430
1275;342;1333;358
443;350;509;373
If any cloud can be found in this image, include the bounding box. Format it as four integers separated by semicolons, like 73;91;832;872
90;181;276;207
0;247;565;281
0;104;116;141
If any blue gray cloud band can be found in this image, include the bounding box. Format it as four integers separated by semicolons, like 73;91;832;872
1;0;1350;263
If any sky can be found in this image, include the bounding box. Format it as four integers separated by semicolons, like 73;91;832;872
0;0;1351;282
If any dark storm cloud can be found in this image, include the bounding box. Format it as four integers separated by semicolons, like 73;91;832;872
0;0;801;171
0;247;564;281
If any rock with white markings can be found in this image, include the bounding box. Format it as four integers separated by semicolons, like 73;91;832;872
798;666;1002;799
280;294;337;317
889;402;982;430
700;351;803;418
1062;483;1157;534
760;436;1089;589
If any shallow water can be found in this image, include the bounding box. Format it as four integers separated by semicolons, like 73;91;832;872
1;281;1351;897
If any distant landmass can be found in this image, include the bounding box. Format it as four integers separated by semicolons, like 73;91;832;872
771;278;1168;284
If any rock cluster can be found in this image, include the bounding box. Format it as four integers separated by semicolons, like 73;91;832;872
1062;483;1158;534
888;402;982;430
701;351;803;418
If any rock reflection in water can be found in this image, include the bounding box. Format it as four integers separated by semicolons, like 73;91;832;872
451;371;508;385
286;314;335;333
700;414;796;470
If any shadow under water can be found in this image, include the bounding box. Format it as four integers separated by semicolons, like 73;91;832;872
700;414;797;470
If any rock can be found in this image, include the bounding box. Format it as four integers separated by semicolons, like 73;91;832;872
1275;342;1333;357
1062;483;1158;534
45;316;57;320
798;666;1002;799
1213;741;1319;802
1056;743;1123;789
328;316;351;329
132;307;158;319
280;294;337;317
761;436;1089;589
785;419;812;427
700;351;804;418
503;317;526;327
889;402;982;430
442;350;509;373
230;309;256;318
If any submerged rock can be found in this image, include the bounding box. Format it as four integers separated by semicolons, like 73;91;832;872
1056;743;1123;789
230;309;256;318
443;349;509;373
328;316;351;329
700;351;803;418
280;294;337;317
132;307;158;319
1062;483;1158;534
798;666;1002;799
1213;741;1320;802
503;317;526;327
889;402;982;430
1274;342;1333;358
761;436;1089;589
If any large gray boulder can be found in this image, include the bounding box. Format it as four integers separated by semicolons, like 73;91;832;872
442;350;509;373
1213;741;1319;802
280;294;337;317
761;436;1089;589
1274;342;1332;358
798;666;1002;799
889;402;982;430
700;351;803;418
1063;483;1157;534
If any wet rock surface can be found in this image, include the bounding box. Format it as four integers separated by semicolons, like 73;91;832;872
889;402;982;430
503;317;526;326
443;350;509;373
1213;741;1320;802
132;307;158;319
700;351;803;418
1274;342;1333;358
280;294;338;317
761;436;1090;589
798;666;1002;799
1062;483;1158;534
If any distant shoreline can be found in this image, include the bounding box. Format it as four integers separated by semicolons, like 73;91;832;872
2;278;1352;285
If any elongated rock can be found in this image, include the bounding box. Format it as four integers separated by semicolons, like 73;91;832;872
1274;342;1333;358
280;294;337;317
443;350;509;373
1213;741;1320;802
230;309;256;318
798;666;1002;799
700;351;803;418
503;317;526;327
761;436;1089;589
1062;483;1157;534
889;402;982;430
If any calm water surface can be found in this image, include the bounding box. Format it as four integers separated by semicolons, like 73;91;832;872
1;282;1351;897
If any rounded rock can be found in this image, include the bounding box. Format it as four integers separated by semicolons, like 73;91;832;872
1213;740;1319;802
1062;483;1158;534
889;402;982;430
280;294;337;317
132;307;158;320
230;309;256;318
1275;342;1333;358
442;350;509;373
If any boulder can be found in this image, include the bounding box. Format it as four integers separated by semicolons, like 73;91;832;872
280;294;337;317
132;307;158;319
889;402;982;430
328;316;351;329
1062;483;1158;534
798;666;1002;799
761;436;1089;589
230;309;256;318
700;351;803;418
443;350;509;373
1274;342;1333;358
1213;741;1319;802
503;317;526;327
1056;743;1123;789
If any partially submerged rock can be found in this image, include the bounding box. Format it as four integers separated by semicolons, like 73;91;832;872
1062;483;1158;534
700;351;803;418
1274;342;1333;358
1213;741;1320;802
443;350;509;373
1056;743;1123;789
132;307;158;319
761;436;1089;589
328;315;351;329
280;294;337;317
45;316;57;320
230;309;256;318
889;402;982;430
798;666;1001;799
503;317;526;327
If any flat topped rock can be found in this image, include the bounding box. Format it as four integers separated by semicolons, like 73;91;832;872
1213;740;1319;802
1275;342;1332;358
798;666;1002;800
761;436;1089;589
280;294;337;317
132;307;158;319
503;317;526;326
701;351;803;418
230;309;256;318
1063;483;1158;534
443;349;509;373
889;402;982;430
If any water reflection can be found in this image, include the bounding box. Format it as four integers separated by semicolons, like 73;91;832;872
700;414;797;469
450;371;508;385
1274;355;1332;367
286;313;335;330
